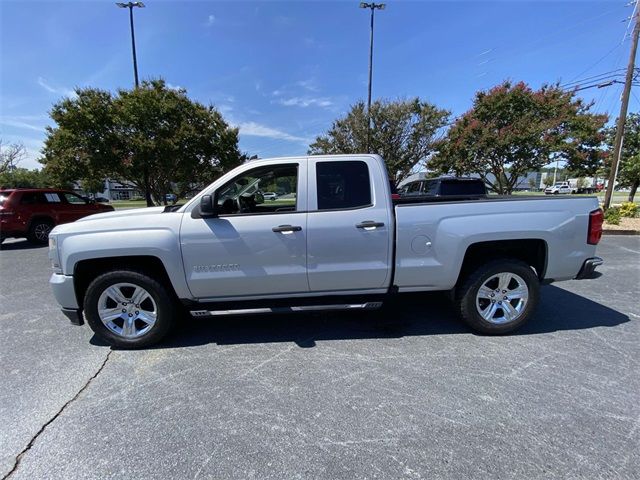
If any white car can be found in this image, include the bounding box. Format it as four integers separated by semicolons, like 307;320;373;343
263;192;278;201
545;182;575;195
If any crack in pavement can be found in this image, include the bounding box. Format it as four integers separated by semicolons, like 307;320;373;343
2;350;113;480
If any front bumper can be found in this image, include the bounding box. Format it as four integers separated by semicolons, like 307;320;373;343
575;257;603;280
49;273;83;325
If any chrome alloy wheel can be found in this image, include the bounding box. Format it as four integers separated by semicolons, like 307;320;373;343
97;283;157;338
34;223;52;242
475;272;529;325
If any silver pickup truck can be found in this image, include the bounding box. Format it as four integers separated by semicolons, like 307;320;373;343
48;154;604;347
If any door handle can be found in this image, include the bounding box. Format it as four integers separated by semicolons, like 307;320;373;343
272;225;302;234
356;221;385;230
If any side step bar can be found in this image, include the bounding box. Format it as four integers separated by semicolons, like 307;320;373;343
190;302;383;318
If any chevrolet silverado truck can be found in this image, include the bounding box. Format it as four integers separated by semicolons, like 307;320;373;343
48;154;604;347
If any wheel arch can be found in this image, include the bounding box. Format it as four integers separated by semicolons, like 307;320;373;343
456;239;548;287
28;214;55;229
73;256;178;308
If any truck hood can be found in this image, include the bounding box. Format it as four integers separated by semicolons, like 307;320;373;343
74;206;167;222
50;206;172;236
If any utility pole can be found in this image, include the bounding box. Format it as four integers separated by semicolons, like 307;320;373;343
360;2;385;153
604;0;640;209
116;2;152;207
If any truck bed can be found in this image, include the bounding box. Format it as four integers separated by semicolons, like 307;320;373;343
392;195;600;292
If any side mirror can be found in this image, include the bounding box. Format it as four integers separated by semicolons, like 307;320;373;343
200;194;218;217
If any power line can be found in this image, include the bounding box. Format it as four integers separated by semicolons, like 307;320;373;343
560;68;627;88
565;45;624;84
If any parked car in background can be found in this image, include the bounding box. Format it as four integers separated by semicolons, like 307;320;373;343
263;192;278;201
164;193;178;203
545;182;574;195
399;177;487;197
0;188;114;244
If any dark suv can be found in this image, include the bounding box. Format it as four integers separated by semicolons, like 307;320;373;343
399;177;487;197
0;189;114;244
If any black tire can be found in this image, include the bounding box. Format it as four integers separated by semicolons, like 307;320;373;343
27;218;54;244
455;259;540;334
84;269;177;348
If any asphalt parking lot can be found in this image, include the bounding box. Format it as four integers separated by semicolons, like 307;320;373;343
0;236;638;479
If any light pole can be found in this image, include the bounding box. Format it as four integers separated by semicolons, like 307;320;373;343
360;2;385;153
116;2;152;206
116;2;144;87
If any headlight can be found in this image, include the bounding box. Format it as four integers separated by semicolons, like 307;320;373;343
48;236;62;273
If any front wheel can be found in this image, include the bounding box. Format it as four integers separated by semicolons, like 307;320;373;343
84;269;177;348
455;259;540;334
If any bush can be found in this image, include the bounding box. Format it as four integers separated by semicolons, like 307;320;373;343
619;202;638;218
604;207;621;225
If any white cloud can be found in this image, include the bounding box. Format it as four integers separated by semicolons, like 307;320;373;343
0;116;47;133
277;96;333;108
218;104;234;114
205;14;215;27
166;83;184;91
236;121;310;144
37;77;76;98
295;78;319;92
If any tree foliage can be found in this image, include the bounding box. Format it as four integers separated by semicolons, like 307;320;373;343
308;99;450;186
0;168;57;189
430;81;608;194
605;112;640;202
41;79;245;205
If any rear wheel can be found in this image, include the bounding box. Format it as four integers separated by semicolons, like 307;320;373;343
27;218;54;244
456;259;539;334
84;269;177;348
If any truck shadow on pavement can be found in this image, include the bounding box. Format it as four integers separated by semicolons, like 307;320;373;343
92;284;630;350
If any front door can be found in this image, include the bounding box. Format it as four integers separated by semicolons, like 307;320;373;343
180;162;309;299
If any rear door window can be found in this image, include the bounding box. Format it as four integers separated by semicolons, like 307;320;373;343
316;161;371;210
20;192;47;205
440;181;486;195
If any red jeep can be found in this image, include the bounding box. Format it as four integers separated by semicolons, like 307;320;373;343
0;189;114;244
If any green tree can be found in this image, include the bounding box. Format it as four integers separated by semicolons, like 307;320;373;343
0;167;57;189
430;81;607;194
41;79;245;206
605;113;640;202
308;98;450;186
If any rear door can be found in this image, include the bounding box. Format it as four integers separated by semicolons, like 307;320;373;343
306;157;392;292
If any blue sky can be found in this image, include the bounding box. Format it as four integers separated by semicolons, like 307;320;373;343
1;0;636;169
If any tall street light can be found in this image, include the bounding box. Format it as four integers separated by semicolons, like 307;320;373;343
360;2;385;153
116;2;152;206
116;2;145;88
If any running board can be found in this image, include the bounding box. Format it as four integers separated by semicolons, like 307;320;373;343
190;302;383;318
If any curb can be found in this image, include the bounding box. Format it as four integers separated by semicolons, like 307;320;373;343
602;229;640;236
